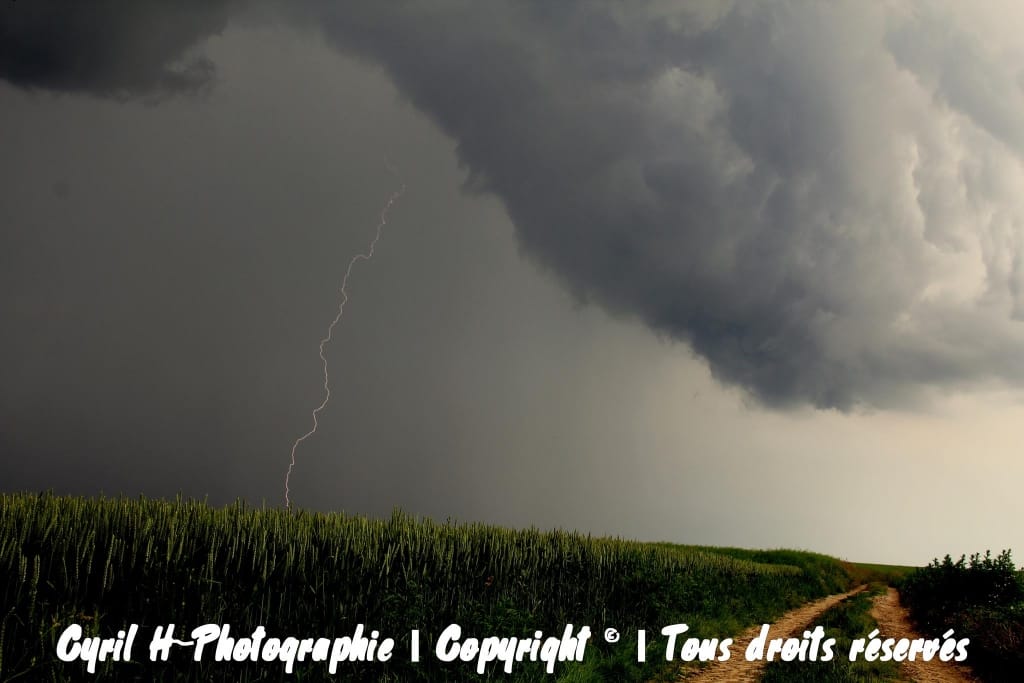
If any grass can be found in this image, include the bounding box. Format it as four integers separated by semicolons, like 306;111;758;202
0;492;861;681
844;563;916;585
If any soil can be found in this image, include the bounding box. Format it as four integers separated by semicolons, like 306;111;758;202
673;585;867;683
868;587;980;683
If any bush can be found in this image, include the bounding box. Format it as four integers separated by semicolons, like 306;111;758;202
900;549;1024;682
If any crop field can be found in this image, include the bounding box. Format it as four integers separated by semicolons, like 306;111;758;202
0;492;861;681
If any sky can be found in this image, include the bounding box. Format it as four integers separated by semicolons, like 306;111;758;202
2;1;1023;567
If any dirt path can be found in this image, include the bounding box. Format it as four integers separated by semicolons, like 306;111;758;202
673;585;867;683
869;587;979;683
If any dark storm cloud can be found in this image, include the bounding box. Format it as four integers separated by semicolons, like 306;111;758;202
0;0;241;96
7;1;1024;410
294;1;1024;409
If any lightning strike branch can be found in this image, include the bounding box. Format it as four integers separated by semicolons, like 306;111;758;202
284;163;405;510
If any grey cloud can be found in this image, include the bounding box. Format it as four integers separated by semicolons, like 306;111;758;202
7;1;1024;410
292;0;1024;409
885;8;1024;158
0;1;241;96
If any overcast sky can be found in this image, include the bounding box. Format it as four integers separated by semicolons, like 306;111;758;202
2;1;1023;566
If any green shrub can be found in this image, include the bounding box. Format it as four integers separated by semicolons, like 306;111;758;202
901;550;1024;682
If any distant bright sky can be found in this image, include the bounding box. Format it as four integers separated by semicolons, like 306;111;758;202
2;2;1023;566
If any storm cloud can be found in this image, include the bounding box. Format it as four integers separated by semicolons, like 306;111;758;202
5;1;1024;409
0;0;239;96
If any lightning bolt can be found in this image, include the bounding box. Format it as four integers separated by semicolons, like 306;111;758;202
284;161;405;510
